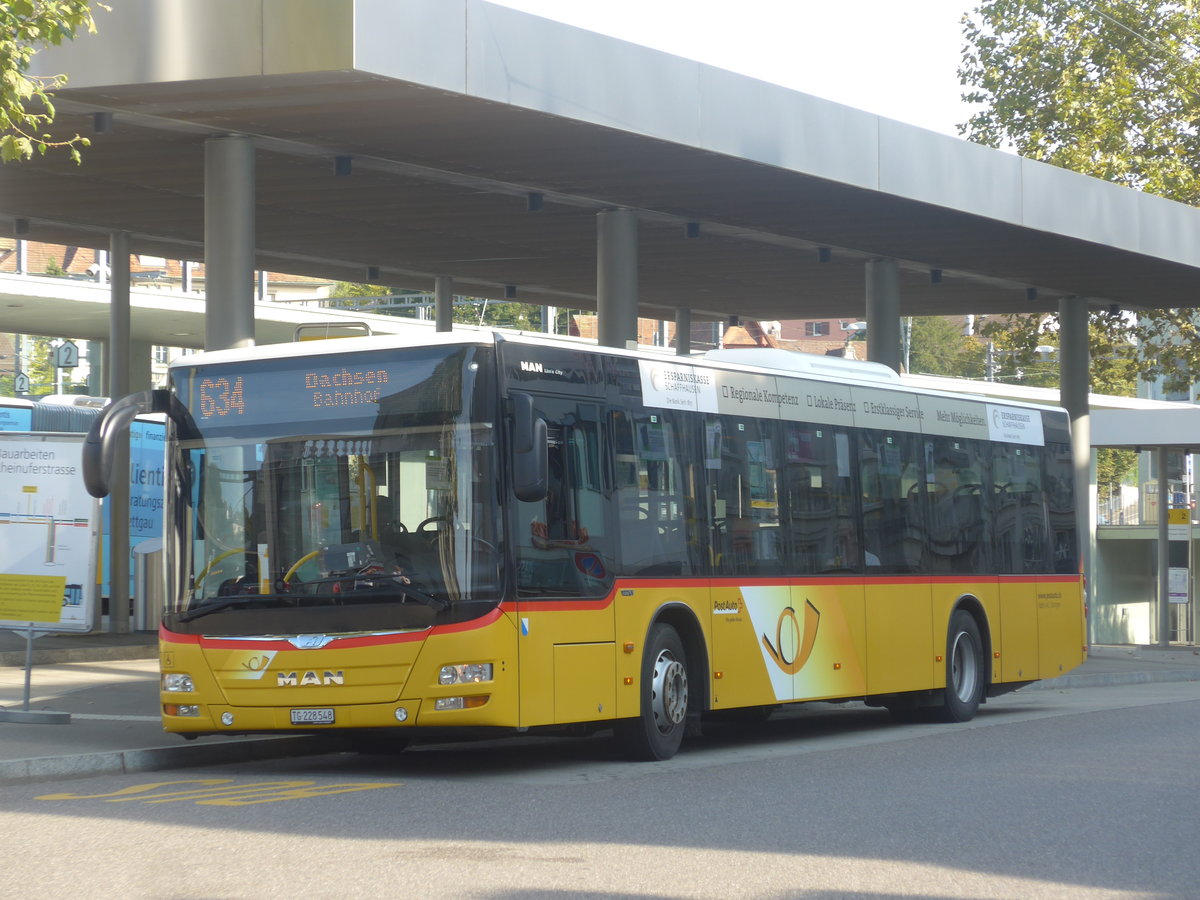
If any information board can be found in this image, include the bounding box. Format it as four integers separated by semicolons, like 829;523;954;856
0;433;98;632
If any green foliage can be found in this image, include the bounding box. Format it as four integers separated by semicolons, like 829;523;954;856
23;335;57;395
960;2;1200;392
453;300;539;330
329;283;573;332
1;0;106;164
976;312;1140;494
961;1;1200;200
906;316;986;378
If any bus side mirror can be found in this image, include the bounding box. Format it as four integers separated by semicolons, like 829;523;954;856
82;389;173;498
511;392;547;502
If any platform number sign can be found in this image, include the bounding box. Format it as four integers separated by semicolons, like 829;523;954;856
53;340;79;369
14;373;30;393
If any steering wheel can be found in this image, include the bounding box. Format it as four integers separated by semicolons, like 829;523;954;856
417;516;448;534
193;548;254;592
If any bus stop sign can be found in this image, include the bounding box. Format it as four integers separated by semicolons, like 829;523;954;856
53;341;79;369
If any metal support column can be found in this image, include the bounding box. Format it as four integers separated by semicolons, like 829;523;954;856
1059;296;1092;641
597;208;638;349
675;308;692;356
865;258;901;372
204;134;256;351
109;231;132;634
1158;447;1171;646
435;276;453;332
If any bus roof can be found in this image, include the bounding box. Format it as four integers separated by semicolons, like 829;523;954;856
171;329;1067;418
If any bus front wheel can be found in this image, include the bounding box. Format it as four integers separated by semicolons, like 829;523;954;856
939;610;984;722
616;623;689;761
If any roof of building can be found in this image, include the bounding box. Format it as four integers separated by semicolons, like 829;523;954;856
0;0;1196;352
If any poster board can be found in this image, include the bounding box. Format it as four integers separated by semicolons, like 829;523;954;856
0;433;98;632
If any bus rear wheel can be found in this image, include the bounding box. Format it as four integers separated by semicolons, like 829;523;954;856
938;610;984;722
616;623;689;761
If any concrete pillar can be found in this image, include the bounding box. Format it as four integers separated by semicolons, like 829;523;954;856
86;340;103;396
675;308;692;356
108;231;132;634
1059;295;1092;641
204;134;256;351
435;276;454;332
865;258;902;372
130;340;153;392
597;208;638;349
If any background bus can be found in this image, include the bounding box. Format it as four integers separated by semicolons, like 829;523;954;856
84;332;1086;759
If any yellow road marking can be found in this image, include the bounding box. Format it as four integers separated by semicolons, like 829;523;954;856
38;778;401;806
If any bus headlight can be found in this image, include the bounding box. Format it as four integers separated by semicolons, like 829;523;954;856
438;663;493;685
162;673;195;692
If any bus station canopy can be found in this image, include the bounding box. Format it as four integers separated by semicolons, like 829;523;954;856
4;0;1200;346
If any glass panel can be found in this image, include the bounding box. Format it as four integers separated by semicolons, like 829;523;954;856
167;346;500;635
922;437;993;574
710;415;783;576
780;424;859;573
993;443;1047;574
513;398;614;597
859;429;925;573
1045;441;1078;574
612;408;704;577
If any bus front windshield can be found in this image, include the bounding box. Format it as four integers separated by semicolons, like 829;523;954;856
166;344;500;636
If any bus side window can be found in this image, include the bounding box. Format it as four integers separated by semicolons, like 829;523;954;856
710;415;782;577
1044;441;1078;574
924;437;993;574
859;429;924;574
513;399;613;598
612;409;704;577
781;425;860;574
993;444;1048;574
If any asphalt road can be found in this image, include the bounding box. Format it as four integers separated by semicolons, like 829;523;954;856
3;681;1198;900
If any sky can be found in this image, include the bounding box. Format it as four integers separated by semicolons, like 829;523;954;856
489;1;977;138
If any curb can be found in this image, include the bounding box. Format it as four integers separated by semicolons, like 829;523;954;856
1019;669;1200;691
0;733;348;786
0;645;158;668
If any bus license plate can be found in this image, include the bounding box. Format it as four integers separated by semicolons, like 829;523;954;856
290;707;335;725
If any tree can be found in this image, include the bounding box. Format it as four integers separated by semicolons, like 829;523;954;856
906;315;987;378
975;311;1140;499
23;335;58;395
959;1;1200;391
1;0;105;164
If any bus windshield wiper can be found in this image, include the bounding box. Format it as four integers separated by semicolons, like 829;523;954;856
178;595;279;622
396;580;450;611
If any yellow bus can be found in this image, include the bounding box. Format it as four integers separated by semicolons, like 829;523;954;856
84;332;1086;760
